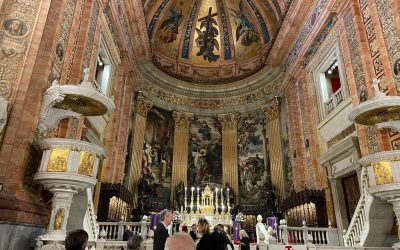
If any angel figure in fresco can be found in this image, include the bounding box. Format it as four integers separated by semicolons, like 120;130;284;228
229;1;260;46
159;2;184;43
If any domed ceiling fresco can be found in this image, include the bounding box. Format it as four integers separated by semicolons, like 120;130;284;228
142;0;286;84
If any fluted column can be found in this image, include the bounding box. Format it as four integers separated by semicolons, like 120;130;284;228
170;111;193;204
219;113;239;203
128;93;152;201
263;97;285;202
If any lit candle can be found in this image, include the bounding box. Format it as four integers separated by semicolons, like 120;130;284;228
221;188;223;197
227;188;229;197
185;186;187;196
216;188;219;197
191;186;194;197
197;187;200;196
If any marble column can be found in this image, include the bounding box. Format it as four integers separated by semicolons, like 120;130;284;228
219;113;239;203
128;93;152;201
263;97;285;202
170;111;192;204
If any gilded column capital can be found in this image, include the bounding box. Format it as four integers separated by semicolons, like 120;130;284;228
172;111;193;130
218;113;239;132
262;96;280;121
134;92;153;117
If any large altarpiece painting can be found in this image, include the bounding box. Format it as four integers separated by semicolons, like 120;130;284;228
237;110;269;204
187;116;222;187
140;108;174;205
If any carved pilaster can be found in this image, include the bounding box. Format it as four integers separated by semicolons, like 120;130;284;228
263;96;280;121
219;113;239;132
172;111;193;131
134;92;152;117
170;111;193;204
218;113;239;203
263;97;285;202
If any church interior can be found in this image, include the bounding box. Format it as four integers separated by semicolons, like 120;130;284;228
1;0;400;249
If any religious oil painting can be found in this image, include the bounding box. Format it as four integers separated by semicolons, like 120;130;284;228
188;116;222;187
237;111;268;204
138;107;174;207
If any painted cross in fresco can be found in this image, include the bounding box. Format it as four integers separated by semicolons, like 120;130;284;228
195;7;220;62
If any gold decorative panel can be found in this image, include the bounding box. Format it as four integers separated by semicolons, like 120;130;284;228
47;148;69;172
54;209;64;230
78;151;95;176
373;162;393;185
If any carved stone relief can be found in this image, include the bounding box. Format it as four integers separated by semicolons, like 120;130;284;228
0;0;41;141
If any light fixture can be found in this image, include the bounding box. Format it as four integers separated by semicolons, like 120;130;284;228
97;56;104;67
327;69;332;74
0;182;3;192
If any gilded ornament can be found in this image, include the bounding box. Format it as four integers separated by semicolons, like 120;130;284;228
134;94;153;117
173;111;192;130
219;114;238;132
78;151;95;176
373;162;393;185
47;148;69;172
263;96;280;121
54;209;64;230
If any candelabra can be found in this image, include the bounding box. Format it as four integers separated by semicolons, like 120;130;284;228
196;187;200;213
184;187;187;212
215;188;219;213
190;187;194;213
220;189;224;214
227;188;230;213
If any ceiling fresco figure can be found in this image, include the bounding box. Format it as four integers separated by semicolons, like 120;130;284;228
159;2;184;43
229;1;260;47
195;7;220;62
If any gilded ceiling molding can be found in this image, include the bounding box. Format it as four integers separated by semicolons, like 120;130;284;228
137;62;283;97
134;92;153;117
172;111;193;131
218;113;239;132
139;79;279;113
262;96;280;121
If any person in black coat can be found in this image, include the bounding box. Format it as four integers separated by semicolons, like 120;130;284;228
239;229;250;250
189;224;198;242
210;225;226;250
123;225;134;241
153;209;173;250
196;218;213;250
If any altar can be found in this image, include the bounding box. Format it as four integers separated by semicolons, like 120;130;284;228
178;185;233;227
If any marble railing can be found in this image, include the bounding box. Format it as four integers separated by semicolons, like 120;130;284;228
97;221;150;241
343;167;370;247
278;221;339;246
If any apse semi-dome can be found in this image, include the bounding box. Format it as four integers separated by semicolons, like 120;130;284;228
144;0;280;84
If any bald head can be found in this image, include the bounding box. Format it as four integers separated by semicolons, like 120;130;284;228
165;233;195;250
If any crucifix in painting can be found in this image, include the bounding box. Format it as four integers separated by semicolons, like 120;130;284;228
195;7;220;62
